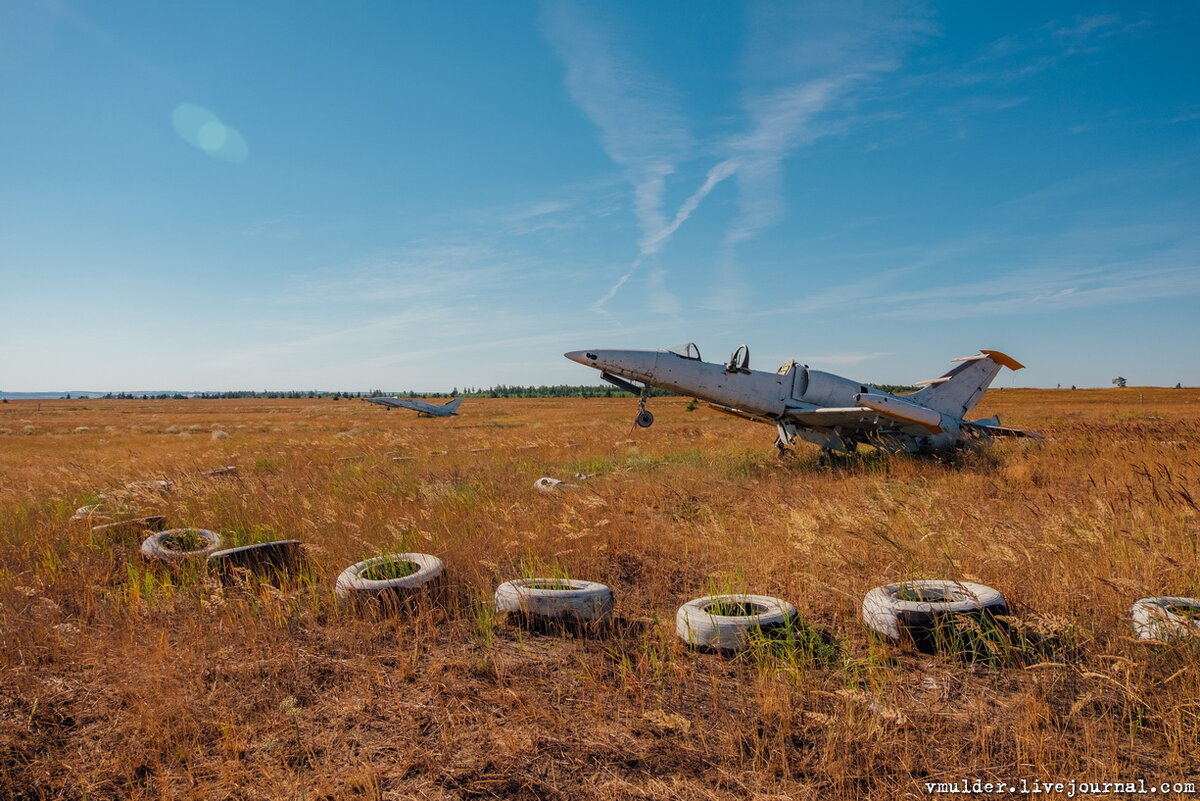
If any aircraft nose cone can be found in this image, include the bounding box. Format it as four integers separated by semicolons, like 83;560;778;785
564;350;599;366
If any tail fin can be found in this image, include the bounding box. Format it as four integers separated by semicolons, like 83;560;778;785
442;397;463;413
907;350;1024;418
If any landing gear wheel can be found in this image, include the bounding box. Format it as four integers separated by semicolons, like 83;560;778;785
635;410;654;428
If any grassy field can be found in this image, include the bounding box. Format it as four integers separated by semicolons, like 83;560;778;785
1;389;1198;800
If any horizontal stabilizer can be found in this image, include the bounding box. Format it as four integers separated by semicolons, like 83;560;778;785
949;350;1024;369
964;421;1042;439
908;349;1025;418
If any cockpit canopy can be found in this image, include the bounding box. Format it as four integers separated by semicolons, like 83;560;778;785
667;342;701;360
727;344;750;372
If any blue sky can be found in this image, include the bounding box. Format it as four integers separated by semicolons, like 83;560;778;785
1;1;1197;391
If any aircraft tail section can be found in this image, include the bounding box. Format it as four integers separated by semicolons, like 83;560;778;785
442;397;463;414
907;350;1023;419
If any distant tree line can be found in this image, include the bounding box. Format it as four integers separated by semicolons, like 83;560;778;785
94;383;925;400
450;384;676;398
100;391;327;400
95;386;673;400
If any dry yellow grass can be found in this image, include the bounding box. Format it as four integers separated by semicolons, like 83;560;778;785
0;389;1198;800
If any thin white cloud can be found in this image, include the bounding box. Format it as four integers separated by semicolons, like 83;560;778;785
936;12;1146;88
1050;14;1125;41
507;200;571;222
544;1;932;315
872;263;1200;320
640;159;737;256
724;1;933;245
590;256;641;313
725;77;852;245
698;1;931;312
758;199;1200;322
541;3;737;311
287;244;540;305
539;2;690;252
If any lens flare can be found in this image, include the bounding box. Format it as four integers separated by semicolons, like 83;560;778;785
171;103;248;163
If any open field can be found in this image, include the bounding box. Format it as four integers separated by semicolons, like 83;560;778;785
1;389;1198;800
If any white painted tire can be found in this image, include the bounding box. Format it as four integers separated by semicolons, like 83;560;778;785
494;578;614;621
140;528;223;563
862;580;1008;641
533;477;582;492
1131;596;1200;641
335;553;444;599
71;504;109;523
675;594;797;651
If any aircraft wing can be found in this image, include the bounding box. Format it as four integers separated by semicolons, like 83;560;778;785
786;406;1042;439
784;406;922;432
364;397;421;411
710;404;926;432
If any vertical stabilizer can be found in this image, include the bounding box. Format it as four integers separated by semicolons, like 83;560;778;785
908;351;1023;419
442;397;463;414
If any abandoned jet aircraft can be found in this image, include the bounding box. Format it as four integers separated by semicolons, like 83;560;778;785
363;396;463;417
564;344;1038;454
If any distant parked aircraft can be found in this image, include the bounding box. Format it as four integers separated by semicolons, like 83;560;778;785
363;397;463;417
565;344;1039;455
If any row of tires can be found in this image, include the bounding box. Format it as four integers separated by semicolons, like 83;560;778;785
331;553;1200;649
129;527;1200;648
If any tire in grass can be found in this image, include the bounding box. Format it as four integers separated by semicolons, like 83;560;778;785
207;540;305;580
494;578;614;622
675;594;798;651
335;553;445;601
533;477;581;492
1131;596;1200;641
140;528;223;563
72;504;109;523
862;579;1008;653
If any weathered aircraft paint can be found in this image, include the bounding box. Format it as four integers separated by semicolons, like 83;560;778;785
564;344;1038;454
363;396;463;417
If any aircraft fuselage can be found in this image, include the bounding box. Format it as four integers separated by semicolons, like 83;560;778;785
565;349;881;419
565;346;1034;455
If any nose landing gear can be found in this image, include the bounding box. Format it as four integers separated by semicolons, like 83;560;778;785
635;387;654;428
601;370;656;430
